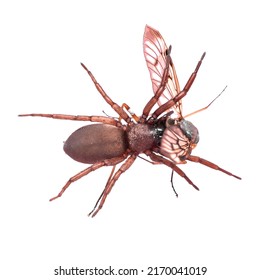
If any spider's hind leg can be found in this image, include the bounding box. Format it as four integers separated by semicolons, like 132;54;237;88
89;154;137;217
49;155;127;202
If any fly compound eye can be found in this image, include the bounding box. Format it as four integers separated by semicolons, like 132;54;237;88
179;119;199;144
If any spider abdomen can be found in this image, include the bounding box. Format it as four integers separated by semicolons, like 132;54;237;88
64;124;128;164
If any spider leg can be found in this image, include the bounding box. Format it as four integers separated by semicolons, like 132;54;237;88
81;63;131;124
187;155;241;180
89;154;137;217
88;165;116;216
18;114;121;126
150;52;206;119
145;151;199;191
140;46;172;122
49;156;126;201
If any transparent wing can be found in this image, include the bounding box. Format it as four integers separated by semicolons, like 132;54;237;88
160;126;190;164
143;25;182;117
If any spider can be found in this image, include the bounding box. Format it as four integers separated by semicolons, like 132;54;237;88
19;25;241;217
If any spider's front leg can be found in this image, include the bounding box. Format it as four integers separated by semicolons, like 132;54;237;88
144;150;199;191
150;52;206;119
140;46;172;122
187;155;241;180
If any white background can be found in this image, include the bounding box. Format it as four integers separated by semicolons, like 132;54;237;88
1;1;259;279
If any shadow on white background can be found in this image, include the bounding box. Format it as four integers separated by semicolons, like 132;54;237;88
1;1;258;279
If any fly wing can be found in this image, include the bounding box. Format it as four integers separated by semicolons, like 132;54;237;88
160;125;190;164
143;25;182;117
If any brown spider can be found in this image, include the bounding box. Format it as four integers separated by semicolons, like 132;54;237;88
19;25;241;217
